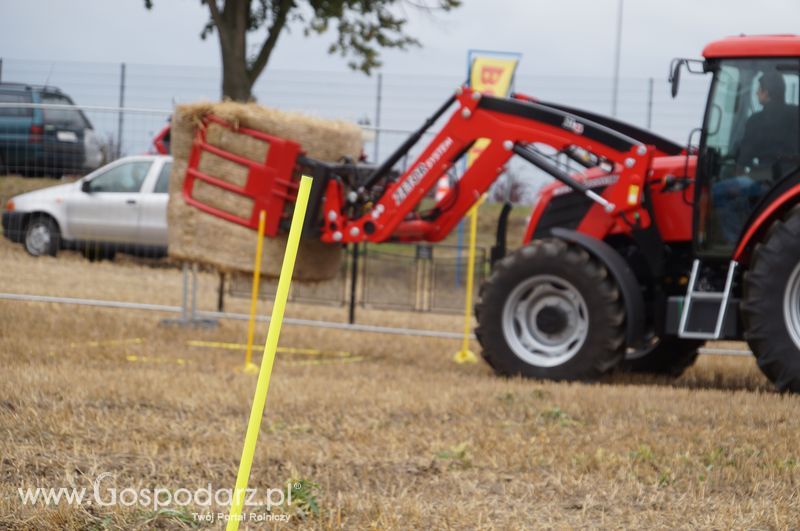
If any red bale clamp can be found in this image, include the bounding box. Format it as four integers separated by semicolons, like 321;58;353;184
183;114;302;236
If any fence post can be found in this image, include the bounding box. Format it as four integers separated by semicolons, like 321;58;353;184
348;243;359;324
117;62;126;159
373;73;382;162
181;262;189;321
191;262;199;321
217;271;225;312
647;77;654;129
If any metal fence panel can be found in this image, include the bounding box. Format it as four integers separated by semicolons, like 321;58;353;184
228;256;347;307
289;257;348;306
429;247;486;314
361;244;419;311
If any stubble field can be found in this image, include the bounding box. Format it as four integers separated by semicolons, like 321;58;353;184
1;177;799;529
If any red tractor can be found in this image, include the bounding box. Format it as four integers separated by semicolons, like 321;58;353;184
185;35;800;391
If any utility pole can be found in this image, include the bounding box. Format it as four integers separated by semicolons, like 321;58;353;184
374;73;382;162
117;63;126;159
611;0;623;117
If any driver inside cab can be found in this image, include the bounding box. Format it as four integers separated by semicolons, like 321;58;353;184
713;70;799;243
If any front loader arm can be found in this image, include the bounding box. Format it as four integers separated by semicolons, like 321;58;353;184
319;86;654;244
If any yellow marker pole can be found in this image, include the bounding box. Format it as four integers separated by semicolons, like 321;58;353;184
243;210;267;374
454;197;484;364
226;176;313;531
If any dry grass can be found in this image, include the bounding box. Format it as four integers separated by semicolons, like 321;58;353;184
2;237;800;529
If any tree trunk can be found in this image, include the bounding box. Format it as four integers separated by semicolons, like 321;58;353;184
221;51;254;101
216;0;254;102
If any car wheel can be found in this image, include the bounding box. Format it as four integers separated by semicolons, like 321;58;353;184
24;216;60;257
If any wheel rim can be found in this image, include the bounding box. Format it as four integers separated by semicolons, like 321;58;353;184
783;261;800;350
25;222;51;256
502;274;589;367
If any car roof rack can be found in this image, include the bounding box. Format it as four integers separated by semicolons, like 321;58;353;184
0;82;63;93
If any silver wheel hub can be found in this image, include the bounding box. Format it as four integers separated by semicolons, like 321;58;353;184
502;275;589;367
26;223;51;255
783;261;800;350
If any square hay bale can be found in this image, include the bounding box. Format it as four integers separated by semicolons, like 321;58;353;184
167;102;363;281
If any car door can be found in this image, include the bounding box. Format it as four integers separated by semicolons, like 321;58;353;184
136;159;170;246
65;159;154;243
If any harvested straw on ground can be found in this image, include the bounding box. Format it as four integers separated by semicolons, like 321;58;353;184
167;101;363;281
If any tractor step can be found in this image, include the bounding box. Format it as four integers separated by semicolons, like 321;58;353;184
676;259;738;340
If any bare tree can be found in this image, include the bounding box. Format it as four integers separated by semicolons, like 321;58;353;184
489;168;539;205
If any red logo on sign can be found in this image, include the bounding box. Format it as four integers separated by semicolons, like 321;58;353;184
480;66;504;86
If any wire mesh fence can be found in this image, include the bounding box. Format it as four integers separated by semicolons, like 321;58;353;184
0;57;711;160
226;243;486;315
428;246;487;314
0;58;713;321
228;257;349;307
361;245;420;311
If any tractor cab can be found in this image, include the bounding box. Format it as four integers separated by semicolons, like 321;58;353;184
673;36;800;258
668;36;800;345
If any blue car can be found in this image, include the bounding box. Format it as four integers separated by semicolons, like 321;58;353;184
0;83;102;177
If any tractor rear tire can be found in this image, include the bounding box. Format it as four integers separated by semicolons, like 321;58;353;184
475;238;626;381
619;337;703;377
742;207;800;392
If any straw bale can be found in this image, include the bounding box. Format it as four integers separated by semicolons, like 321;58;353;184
167;101;361;280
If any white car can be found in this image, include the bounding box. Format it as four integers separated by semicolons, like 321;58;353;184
2;155;172;259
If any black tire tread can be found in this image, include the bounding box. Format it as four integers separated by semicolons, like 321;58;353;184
619;337;702;377
475;238;626;381
742;207;800;392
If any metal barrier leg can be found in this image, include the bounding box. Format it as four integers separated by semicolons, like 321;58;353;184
191;263;200;321
181;262;189;321
217;272;225;312
160;262;218;328
348;243;359;324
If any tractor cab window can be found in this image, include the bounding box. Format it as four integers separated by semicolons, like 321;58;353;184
697;58;800;256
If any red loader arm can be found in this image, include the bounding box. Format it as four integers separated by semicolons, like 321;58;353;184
320;86;655;244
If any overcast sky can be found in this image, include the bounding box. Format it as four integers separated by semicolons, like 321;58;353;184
1;0;797;158
2;0;799;79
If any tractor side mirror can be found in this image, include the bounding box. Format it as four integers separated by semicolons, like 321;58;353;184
669;59;684;99
669;58;708;99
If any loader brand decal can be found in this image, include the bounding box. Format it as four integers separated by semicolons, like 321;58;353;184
561;116;585;135
393;137;454;205
553;174;619;196
466;53;521;169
